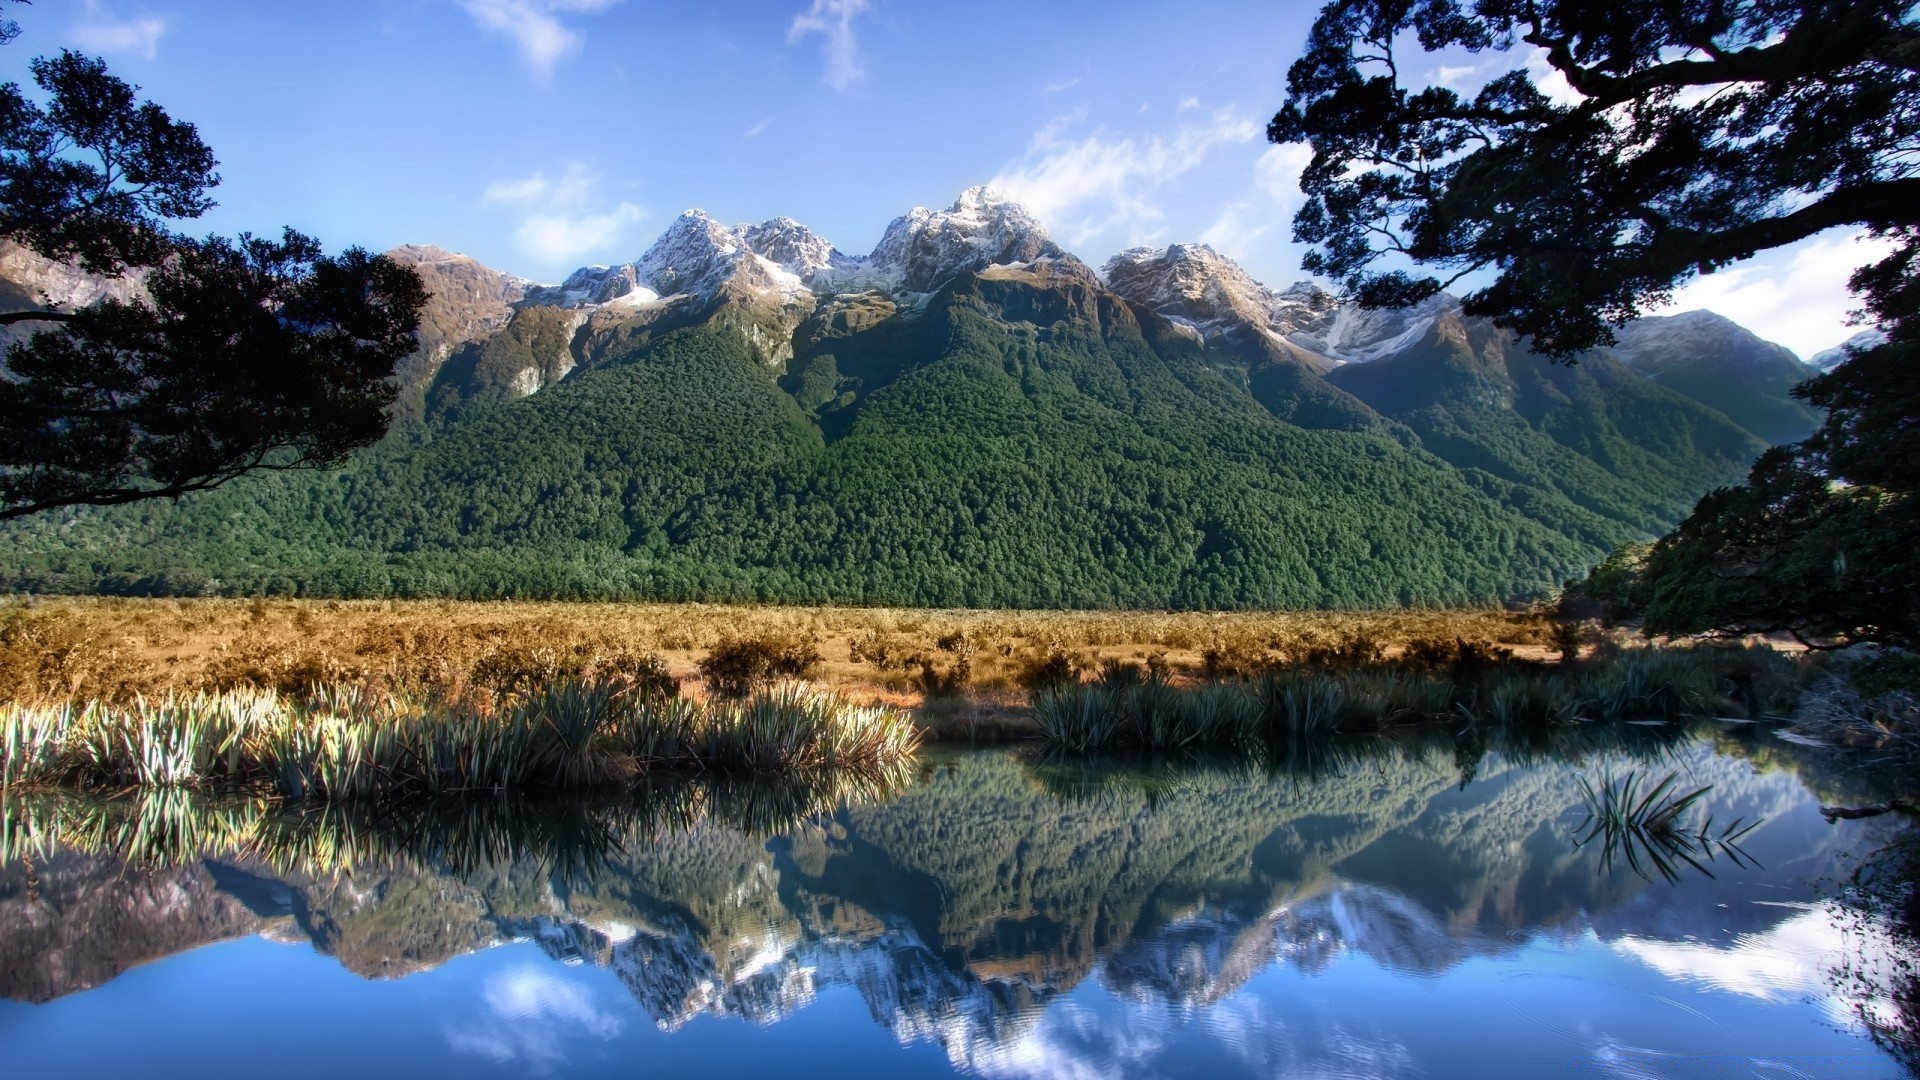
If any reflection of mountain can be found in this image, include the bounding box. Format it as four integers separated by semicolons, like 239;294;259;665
0;852;276;1003
0;740;1873;1066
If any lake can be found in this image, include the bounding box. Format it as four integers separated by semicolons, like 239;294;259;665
1;728;1912;1078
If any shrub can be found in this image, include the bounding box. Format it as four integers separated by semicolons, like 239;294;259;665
699;634;822;698
1015;643;1078;692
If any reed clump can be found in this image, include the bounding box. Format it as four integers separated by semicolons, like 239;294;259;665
0;678;919;800
1573;769;1760;882
1028;642;1801;752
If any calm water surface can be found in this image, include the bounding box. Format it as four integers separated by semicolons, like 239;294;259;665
0;731;1911;1079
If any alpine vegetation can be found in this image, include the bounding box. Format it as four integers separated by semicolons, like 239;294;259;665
0;680;920;800
1027;642;1801;753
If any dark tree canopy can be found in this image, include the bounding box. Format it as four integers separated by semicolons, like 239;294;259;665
0;26;425;520
0;230;429;519
0;49;219;276
1270;0;1918;356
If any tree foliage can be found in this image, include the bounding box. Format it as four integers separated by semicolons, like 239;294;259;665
1636;257;1920;646
1270;0;1918;356
0;230;428;518
0;50;218;275
1276;0;1920;645
0;34;425;519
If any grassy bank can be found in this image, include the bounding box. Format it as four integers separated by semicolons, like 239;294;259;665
0;680;919;799
0;597;1555;706
1028;642;1803;751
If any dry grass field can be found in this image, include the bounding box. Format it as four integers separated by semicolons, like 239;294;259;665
0;598;1557;731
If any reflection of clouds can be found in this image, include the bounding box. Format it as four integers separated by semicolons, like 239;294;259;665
969;984;1421;1080
444;964;625;1072
1206;993;1420;1080
1614;905;1904;1033
975;999;1172;1080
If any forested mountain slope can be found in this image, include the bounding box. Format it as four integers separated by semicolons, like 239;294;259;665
0;190;1820;607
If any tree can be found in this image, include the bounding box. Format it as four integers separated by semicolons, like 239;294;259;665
0;34;425;519
1274;0;1920;646
1270;0;1916;356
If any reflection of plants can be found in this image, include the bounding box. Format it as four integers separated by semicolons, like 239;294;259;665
1829;831;1919;1073
2;761;915;878
1573;770;1760;883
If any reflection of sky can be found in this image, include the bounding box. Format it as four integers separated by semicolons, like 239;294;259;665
4;907;1897;1080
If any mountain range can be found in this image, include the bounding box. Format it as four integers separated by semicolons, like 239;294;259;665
0;187;1857;606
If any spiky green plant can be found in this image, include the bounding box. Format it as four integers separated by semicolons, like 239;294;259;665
1031;682;1124;752
1573;769;1761;883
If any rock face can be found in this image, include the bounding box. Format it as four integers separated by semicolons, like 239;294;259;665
523;211;851;312
1809;328;1888;372
1608;309;1823;444
857;185;1065;294
0;240;149;354
1102;243;1337;366
384;245;534;403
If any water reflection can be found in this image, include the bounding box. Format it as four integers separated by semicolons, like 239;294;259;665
0;724;1912;1077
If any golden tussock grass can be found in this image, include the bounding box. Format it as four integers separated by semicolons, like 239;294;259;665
0;597;1558;713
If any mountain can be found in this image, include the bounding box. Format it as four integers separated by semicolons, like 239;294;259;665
1810;328;1888;373
384;245;533;417
0;189;1811;606
1326;307;1766;551
1606;310;1824;445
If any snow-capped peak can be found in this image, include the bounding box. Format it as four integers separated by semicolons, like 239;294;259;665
862;187;1064;293
524;211;850;311
1809;328;1887;372
1100;243;1348;363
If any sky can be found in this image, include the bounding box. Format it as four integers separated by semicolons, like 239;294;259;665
0;0;1883;358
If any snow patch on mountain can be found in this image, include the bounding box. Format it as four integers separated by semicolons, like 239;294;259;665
838;186;1066;295
1303;292;1462;363
1809;328;1887;372
1101;244;1340;360
525;211;853;312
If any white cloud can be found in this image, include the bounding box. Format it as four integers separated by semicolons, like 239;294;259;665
1199;142;1313;260
743;117;772;140
989;107;1261;248
71;1;170;60
787;0;872;92
1522;47;1586;107
516;205;644;263
481;162;644;265
455;0;623;83
1656;230;1894;357
444;965;625;1073
1043;76;1081;93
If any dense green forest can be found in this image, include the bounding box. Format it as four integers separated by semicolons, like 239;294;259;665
0;271;1771;608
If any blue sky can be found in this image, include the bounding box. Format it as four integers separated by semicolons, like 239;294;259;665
0;0;1883;357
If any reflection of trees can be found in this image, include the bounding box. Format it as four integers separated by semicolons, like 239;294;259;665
1830;828;1920;1073
0;730;1898;1068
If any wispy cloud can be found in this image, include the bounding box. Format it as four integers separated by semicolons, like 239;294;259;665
989;106;1260;248
482;161;644;265
455;0;623;83
788;0;872;92
742;117;772;140
1198;142;1313;260
1043;76;1081;93
1657;230;1895;357
71;1;170;60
